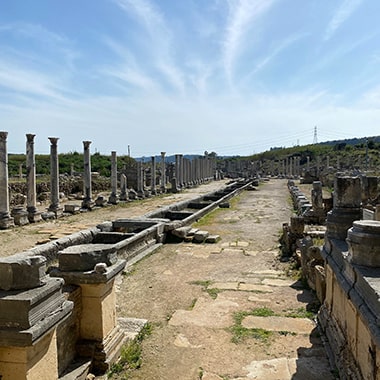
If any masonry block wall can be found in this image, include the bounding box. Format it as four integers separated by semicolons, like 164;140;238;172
318;175;380;380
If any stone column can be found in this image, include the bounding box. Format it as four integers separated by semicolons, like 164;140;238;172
160;152;166;193
179;154;184;188
82;141;94;209
0;132;14;229
326;156;330;170
108;151;118;204
151;156;157;195
48;137;61;216
119;174;129;201
306;156;310;172
136;161;145;198
174;154;180;190
26;134;42;223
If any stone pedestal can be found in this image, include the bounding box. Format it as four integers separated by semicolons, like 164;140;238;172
0;254;73;380
11;207;29;226
347;220;380;267
325;176;361;241
51;244;127;374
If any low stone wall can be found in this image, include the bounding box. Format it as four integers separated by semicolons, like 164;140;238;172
287;174;380;379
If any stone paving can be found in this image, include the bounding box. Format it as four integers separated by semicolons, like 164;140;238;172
116;179;336;380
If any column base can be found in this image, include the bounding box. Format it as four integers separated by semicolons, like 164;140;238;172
0;215;14;229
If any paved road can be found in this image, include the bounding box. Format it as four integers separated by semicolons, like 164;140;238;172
112;179;336;380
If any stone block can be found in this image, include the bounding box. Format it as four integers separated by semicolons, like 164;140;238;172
172;226;192;239
0;277;65;330
193;230;209;243
357;312;375;380
64;204;81;214
58;244;118;272
0;254;47;291
205;235;220;243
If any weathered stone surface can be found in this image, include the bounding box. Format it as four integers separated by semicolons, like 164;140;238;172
0;277;64;329
347;220;380;267
193;230;209;243
205;235;220;243
172;226;192;238
242;315;315;334
58;244;118;272
64;204;81;214
0;254;47;290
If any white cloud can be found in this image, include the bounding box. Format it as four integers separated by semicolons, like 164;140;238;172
324;0;363;41
222;0;276;83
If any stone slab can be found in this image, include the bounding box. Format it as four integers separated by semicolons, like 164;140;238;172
0;277;65;330
0;300;73;346
242;315;315;334
238;283;274;293
212;282;239;290
58;244;118;271
0;254;47;291
262;278;296;287
50;259;126;285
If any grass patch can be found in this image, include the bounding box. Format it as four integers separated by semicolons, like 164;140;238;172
107;323;152;378
189;298;197;310
283;307;315;319
189;280;221;299
230;309;274;344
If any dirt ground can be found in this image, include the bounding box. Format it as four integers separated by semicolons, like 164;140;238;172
0;179;335;380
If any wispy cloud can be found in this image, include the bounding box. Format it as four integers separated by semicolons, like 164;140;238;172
0;22;78;69
222;0;276;83
248;33;307;77
324;0;363;41
113;0;186;94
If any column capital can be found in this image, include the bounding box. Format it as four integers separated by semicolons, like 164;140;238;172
26;134;36;143
48;137;59;145
0;131;8;143
83;141;92;148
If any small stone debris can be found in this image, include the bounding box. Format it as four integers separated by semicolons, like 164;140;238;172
219;202;230;208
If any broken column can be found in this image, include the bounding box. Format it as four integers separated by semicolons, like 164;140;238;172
50;244;127;374
0;254;73;379
108;151;118;204
26;134;41;223
0;132;14;229
82;141;94;209
119;174;129;201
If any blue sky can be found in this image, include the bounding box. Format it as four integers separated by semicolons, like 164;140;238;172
1;0;380;156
